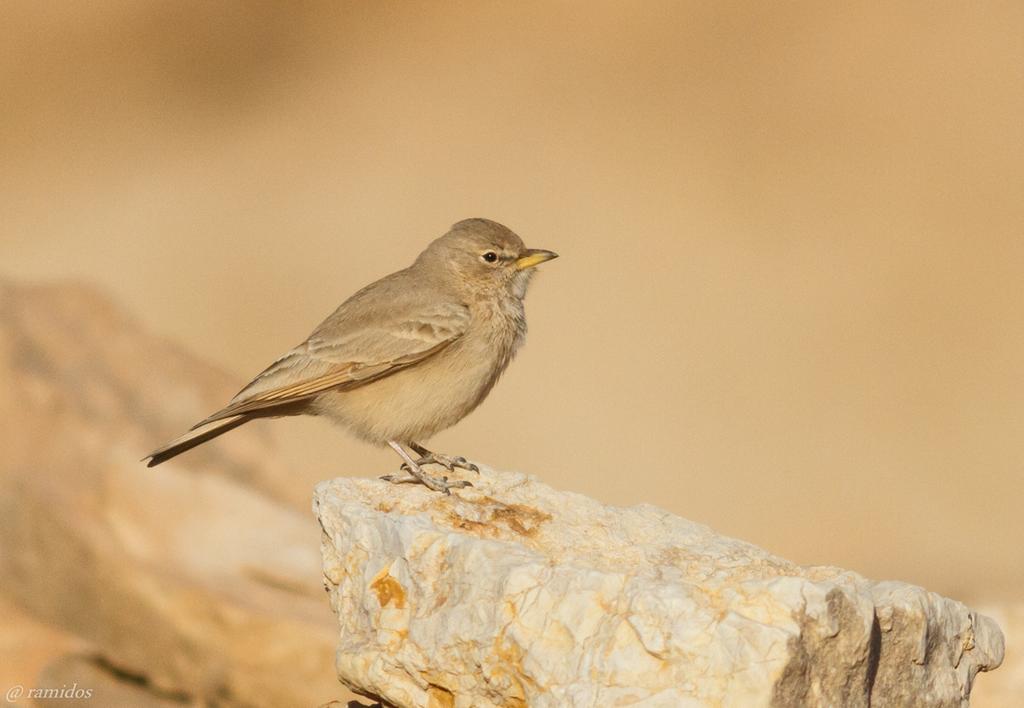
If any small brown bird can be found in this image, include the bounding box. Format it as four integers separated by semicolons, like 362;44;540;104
144;218;558;493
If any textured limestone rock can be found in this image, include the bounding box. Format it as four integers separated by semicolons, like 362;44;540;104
316;469;1004;708
0;280;345;707
971;602;1024;708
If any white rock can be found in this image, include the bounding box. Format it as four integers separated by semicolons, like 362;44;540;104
315;467;1004;708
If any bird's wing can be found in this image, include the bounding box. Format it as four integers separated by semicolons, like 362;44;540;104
191;301;470;428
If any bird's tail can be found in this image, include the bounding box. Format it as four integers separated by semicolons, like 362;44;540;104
143;415;249;467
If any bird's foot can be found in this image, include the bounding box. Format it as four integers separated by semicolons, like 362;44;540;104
383;440;474;495
405;443;480;474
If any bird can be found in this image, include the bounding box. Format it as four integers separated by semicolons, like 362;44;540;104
144;218;558;494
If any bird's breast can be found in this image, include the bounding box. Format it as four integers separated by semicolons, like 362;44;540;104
312;300;527;444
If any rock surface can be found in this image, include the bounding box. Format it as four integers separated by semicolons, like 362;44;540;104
316;469;1005;708
0;280;348;707
971;602;1024;708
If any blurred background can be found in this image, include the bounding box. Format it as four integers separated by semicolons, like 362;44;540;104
1;1;1021;705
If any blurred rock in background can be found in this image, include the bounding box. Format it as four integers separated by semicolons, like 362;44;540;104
0;280;350;706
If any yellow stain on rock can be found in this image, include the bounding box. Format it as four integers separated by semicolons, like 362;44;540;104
443;497;552;539
369;568;407;609
488;631;530;707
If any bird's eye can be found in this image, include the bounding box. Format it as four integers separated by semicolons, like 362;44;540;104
482;251;498;263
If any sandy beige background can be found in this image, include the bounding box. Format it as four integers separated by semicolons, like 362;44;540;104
2;1;1022;703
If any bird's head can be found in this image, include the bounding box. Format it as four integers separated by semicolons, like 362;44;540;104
420;218;558;299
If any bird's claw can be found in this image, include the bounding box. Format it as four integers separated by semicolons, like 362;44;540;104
450;456;479;473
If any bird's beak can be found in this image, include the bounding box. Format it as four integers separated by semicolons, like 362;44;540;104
515;248;559;270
